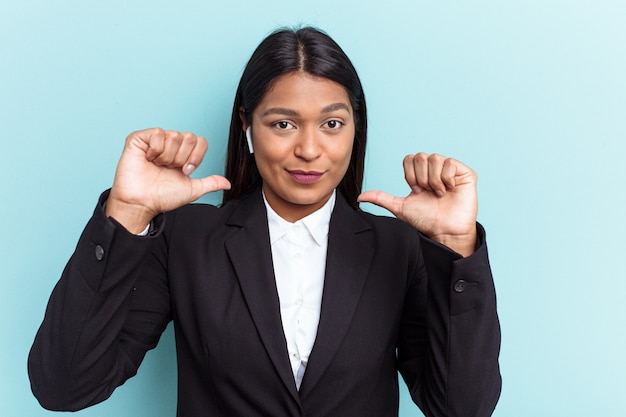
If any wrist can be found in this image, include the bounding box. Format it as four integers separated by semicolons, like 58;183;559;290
105;196;156;234
430;229;477;258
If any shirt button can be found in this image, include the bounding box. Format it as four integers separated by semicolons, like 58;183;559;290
453;280;467;293
293;252;301;259
295;298;303;306
95;245;105;261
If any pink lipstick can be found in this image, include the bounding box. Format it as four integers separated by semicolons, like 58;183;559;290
288;170;324;185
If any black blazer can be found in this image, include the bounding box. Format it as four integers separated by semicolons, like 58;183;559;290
29;188;501;416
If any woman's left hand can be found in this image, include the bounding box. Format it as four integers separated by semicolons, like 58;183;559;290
358;153;478;257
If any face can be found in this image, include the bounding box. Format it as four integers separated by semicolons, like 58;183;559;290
243;71;355;222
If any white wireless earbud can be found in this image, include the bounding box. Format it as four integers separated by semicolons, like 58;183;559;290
246;126;254;154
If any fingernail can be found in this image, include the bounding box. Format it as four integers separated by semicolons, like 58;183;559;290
411;185;423;194
435;189;445;197
183;164;196;176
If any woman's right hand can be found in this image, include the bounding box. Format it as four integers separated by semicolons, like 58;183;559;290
105;128;231;233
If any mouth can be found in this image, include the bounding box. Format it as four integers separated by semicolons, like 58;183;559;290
287;170;324;185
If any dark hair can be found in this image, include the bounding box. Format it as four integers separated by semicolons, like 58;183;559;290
222;27;367;209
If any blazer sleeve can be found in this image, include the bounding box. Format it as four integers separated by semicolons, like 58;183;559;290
397;223;501;417
28;191;172;411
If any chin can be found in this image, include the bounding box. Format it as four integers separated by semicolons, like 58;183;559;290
286;195;327;206
287;188;333;203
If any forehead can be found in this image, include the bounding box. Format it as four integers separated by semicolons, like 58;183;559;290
256;72;352;114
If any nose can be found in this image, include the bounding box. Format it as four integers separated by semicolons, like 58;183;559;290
294;128;322;161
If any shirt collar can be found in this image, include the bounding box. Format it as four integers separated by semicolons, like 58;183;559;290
263;190;336;246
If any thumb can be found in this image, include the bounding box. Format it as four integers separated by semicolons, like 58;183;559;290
358;190;403;216
189;175;232;200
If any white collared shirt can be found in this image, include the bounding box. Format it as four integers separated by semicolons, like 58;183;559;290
263;191;335;390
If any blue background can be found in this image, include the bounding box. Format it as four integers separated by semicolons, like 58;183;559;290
2;1;625;416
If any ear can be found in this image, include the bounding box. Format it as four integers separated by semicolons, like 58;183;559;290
240;106;254;154
245;126;254;153
239;106;248;132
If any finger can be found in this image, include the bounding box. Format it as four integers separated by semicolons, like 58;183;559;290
441;158;458;190
144;128;166;161
182;135;208;176
168;132;205;174
427;153;447;196
412;152;431;192
403;154;420;192
170;132;197;168
151;130;185;166
358;190;403;216
190;175;232;200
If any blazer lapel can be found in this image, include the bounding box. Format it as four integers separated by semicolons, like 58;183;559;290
223;190;300;403
299;194;375;397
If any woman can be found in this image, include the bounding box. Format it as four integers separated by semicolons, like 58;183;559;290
29;27;501;416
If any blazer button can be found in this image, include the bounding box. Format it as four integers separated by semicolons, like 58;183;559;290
453;279;466;293
95;245;105;261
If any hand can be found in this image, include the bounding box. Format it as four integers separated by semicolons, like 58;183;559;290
106;128;231;233
358;153;477;256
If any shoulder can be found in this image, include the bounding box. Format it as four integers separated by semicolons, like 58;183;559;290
330;193;419;247
174;199;238;218
163;198;245;237
345;208;422;262
344;208;424;281
356;209;418;239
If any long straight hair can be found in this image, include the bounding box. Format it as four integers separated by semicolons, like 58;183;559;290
222;27;367;209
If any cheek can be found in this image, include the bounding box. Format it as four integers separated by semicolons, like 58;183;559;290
334;139;355;167
254;143;288;170
255;157;281;182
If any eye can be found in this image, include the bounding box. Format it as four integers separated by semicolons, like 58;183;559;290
324;120;344;129
273;121;295;130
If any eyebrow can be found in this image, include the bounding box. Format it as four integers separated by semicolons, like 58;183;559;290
261;102;351;117
262;107;299;117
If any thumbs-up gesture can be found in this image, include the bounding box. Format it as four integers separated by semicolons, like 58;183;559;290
106;128;231;233
358;153;478;257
